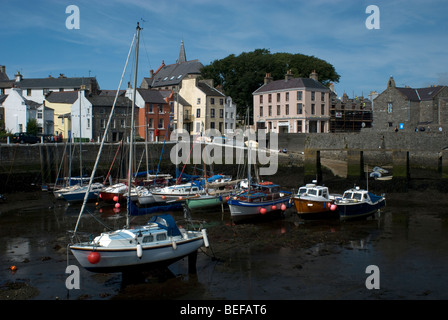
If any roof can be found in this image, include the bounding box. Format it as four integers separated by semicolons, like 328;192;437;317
16;77;97;89
0;94;7;104
137;89;167;104
197;82;225;97
396;86;445;101
46;91;79;104
86;95;132;108
253;78;330;94
0;80;14;89
145;60;203;88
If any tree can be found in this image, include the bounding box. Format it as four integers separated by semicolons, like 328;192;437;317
26;118;39;135
201;49;340;121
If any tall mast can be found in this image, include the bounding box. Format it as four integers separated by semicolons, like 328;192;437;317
126;22;141;228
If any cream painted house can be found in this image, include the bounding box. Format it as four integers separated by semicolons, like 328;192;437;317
175;76;226;135
45;91;78;139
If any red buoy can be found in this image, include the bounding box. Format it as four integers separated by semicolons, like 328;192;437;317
115;202;120;208
113;195;119;202
260;207;267;215
281;204;287;211
271;205;277;210
88;251;101;264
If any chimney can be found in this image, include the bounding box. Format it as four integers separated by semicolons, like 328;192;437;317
264;73;273;84
0;65;5;74
285;69;293;81
309;70;318;81
150;69;154;78
15;71;23;82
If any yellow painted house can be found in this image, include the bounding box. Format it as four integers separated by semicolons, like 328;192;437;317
45;91;78;140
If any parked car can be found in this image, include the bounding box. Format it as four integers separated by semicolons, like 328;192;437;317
12;132;41;144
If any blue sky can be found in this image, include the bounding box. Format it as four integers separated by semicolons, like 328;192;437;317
2;0;447;100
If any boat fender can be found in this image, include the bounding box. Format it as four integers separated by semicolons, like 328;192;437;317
330;204;337;211
201;229;210;248
136;244;143;258
172;240;177;250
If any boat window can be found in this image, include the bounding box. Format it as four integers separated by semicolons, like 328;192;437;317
343;192;353;199
322;190;328;198
308;189;317;196
298;188;307;194
156;233;167;241
142;235;153;243
192;188;198;192
318;190;322;196
353;193;362;200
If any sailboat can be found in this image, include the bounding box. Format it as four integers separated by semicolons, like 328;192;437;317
69;23;209;273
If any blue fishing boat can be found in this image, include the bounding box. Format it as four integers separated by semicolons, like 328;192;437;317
228;182;292;223
336;187;386;221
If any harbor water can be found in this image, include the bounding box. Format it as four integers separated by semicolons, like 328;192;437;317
1;187;448;301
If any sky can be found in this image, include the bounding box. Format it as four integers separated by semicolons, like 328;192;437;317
1;0;448;100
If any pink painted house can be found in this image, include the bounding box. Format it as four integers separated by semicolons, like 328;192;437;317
253;71;331;133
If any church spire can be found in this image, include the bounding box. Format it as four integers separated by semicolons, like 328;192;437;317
178;40;186;64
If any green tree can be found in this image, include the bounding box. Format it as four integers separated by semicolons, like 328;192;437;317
201;49;340;121
26;118;39;135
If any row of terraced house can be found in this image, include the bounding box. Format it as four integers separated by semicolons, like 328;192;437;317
0;42;237;142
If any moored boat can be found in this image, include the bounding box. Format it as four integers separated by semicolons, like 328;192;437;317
228;181;292;223
61;182;104;203
70;214;208;272
292;182;339;220
336;186;386;221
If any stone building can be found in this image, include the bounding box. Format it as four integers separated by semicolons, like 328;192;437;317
372;76;448;132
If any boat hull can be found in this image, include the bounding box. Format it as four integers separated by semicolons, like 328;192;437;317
338;198;386;221
70;236;205;273
185;195;227;211
228;196;291;223
292;197;338;220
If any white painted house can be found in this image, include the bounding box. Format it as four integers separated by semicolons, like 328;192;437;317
70;90;93;142
3;87;54;134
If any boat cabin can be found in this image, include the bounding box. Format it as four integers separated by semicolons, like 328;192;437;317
297;183;330;200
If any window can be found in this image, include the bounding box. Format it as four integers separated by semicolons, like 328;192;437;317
197;98;201;105
120;119;125;128
210;121;215;129
268;106;272;116
285;104;289;115
260;95;263;104
297;91;302;100
220;98;224;105
321;92;325;101
297;120;302;133
387;103;393;113
211;98;215;105
158;118;164;128
142;235;153;243
311;91;315;101
211;108;215;118
268;94;272;103
156;233;167;241
87;118;90;128
37;111;43;119
27;89;32;96
196;109;201;117
260;106;263;117
277;93;281;102
321;104;325;115
159;104;163;113
286;92;289;101
219;109;224;118
100;119;105;128
277;105;280;116
311;104;315;115
297;103;302;114
148;104;153;113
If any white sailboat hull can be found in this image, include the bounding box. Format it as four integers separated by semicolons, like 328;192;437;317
70;233;205;273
